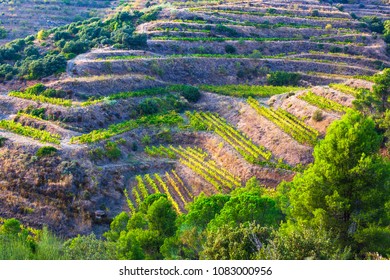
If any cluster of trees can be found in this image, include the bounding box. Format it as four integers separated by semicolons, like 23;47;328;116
278;110;390;259
0;6;162;81
104;110;388;260
0;218;63;260
350;15;390;55
0;36;66;81
17;83;69;98
361;16;386;34
50;6;163;58
353;69;390;150
0;26;7;39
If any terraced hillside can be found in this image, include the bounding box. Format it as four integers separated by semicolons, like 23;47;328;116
0;0;388;237
67;1;390;85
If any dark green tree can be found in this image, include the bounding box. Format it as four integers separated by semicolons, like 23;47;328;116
278;111;390;255
267;71;301;86
146;196;177;237
161;193;230;260
361;16;384;33
207;191;283;230
109;194;178;260
373;68;390;112
64;233;114;260
262;222;351;260
103;211;129;242
201;223;271;260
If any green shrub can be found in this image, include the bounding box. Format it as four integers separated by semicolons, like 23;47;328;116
0;120;61;144
1;218;21;235
41;88;68;98
21;84;68;99
311;10;320;17
0;27;7;39
25;83;46;95
104;141;122;160
105;141;121;160
62;40;90;54
36;146;58;157
215;24;239;37
200;84;302;98
361;16;384;34
266;8;277;14
10;84;71;106
312;109;324;121
141;135;151;145
24;46;40;57
53;31;73;41
329;46;342;53
168;85;201;103
18;53;66;80
267;71;301;86
138;98;160;115
89;148;105;160
335;4;344;11
0;64;17;81
225;44;236;54
0;137;7;147
156;128;173;143
137;7;162;24
181;87;201;103
63;233;114;260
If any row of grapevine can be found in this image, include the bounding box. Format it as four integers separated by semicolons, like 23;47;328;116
70;111;183;144
170;145;241;191
190;7;352;22
247;97;319;146
0;119;61;144
154;174;182;213
123;189;136;214
144;144;241;192
9;91;73;107
298;91;349;113
187;111;272;164
145;145;177;159
200;84;302;98
152;36;299;42
128;171;192;214
329;83;363;96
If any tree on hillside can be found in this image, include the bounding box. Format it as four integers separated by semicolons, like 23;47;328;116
104;194;178;260
206;191;283;231
160;193;230;260
278;111;390;257
201;222;271;260
262;222;351;260
373;68;390;112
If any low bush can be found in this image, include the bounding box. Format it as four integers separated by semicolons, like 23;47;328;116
36;146;58;157
312;110;324;122
225;44;237;54
0;137;7;147
267;71;301;86
105;141;121;160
